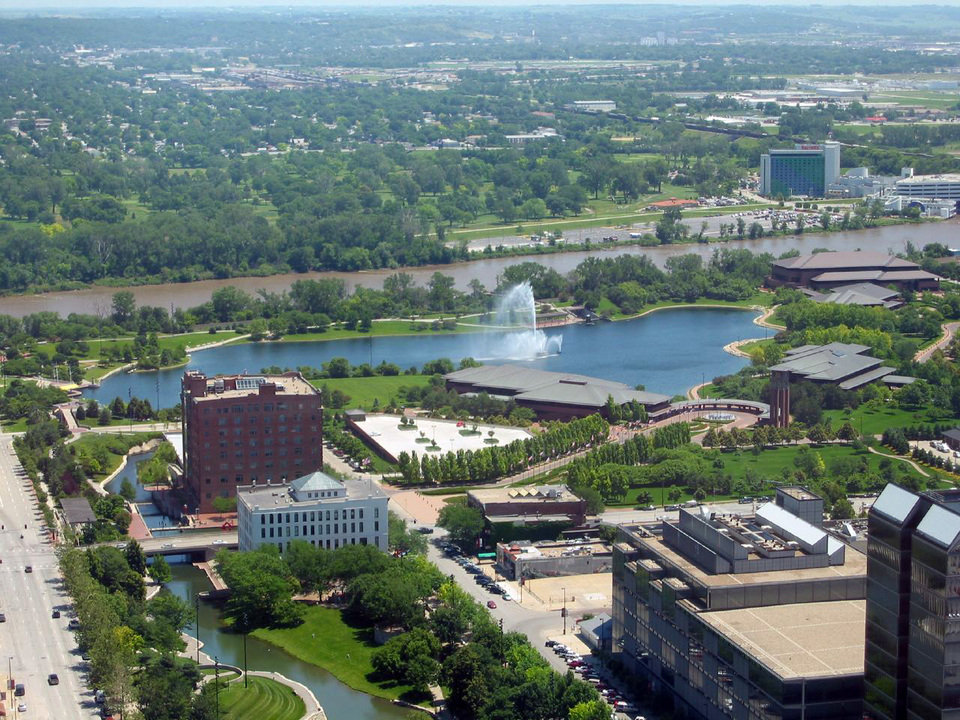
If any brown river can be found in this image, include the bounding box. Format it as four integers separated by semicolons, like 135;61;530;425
0;220;954;319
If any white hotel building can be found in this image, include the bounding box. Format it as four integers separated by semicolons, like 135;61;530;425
237;470;389;553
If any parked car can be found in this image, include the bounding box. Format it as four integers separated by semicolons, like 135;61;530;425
68;618;81;630
51;609;60;618
487;600;497;609
48;674;59;685
0;613;5;623
24;565;32;573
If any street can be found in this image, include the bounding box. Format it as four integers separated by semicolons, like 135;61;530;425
0;435;98;720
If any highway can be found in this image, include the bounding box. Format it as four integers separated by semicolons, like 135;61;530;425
0;434;99;720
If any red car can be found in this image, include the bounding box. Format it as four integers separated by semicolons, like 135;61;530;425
568;660;584;668
487;600;497;609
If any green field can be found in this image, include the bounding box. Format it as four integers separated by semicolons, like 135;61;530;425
310;375;433;410
253;606;422;703
218;676;305;720
261;319;479;345
608;442;927;507
824;404;958;436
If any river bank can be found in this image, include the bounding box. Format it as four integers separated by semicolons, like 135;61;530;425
0;219;950;319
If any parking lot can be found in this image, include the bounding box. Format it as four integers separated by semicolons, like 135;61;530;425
431;536;650;720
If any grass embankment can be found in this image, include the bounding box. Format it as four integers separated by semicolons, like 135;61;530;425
823;405;959;436
253;606;419;703
70;432;161;483
310;375;433;411
218;675;305;720
250;319;479;345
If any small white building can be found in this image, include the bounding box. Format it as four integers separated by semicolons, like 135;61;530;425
237;470;389;553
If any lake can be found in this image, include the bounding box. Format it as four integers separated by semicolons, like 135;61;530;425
83;306;762;408
1;219;953;319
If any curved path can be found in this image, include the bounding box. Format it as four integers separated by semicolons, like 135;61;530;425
915;321;960;363
867;445;930;478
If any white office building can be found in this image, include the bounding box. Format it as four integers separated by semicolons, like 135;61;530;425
237;470;389;553
894;172;960;200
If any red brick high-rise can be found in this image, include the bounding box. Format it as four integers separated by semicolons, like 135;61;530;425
181;371;323;513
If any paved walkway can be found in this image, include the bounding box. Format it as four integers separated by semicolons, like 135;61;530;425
915;321;960;363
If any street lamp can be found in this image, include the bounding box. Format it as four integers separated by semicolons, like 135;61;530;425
214;657;220;720
242;614;249;689
195;593;201;664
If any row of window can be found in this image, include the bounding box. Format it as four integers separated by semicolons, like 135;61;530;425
260;521;376;539
261;507;371;523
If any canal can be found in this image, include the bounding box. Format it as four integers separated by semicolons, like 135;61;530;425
166;563;411;720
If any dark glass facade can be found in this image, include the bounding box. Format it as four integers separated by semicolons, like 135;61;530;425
862;485;960;720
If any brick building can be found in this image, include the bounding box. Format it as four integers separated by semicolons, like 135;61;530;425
181;371;323;513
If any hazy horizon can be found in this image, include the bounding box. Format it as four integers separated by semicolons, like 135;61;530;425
3;0;960;8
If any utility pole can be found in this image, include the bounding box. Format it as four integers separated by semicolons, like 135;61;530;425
214;657;220;720
243;614;249;689
562;587;567;635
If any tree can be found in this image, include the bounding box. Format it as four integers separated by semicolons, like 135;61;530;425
389;511;427;556
111;291;136;326
125;539;147;576
372;627;441;693
147;555;172;584
137;654;200;720
211;495;237;515
569;699;612;720
214;547;302;630
119;478;137;502
437;504;485;547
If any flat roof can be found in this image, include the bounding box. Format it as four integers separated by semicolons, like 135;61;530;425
238;475;385;509
190;374;318;400
696;599;866;679
779;486;819;502
626;527;867;588
896;173;960;184
470;484;580;505
60;497;96;525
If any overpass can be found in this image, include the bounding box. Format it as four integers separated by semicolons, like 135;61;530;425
136;530;238;560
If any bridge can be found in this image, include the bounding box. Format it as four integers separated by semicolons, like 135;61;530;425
137;530;238;560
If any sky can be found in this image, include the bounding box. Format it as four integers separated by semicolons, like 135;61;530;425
4;0;960;7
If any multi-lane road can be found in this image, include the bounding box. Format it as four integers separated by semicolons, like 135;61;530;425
0;434;98;720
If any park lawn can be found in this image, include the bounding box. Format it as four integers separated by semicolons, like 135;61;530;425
70;432;161;482
600;295;773;322
252;606;421;703
606;443;927;507
259;320;480;345
310;375;432;410
823;404;959;437
1;417;29;432
708;442;926;483
218;676;304;720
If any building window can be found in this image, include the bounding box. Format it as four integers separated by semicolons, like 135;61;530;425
261;528;265;538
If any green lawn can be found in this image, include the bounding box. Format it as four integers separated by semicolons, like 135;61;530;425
607;442;927;507
70;432;161;483
823;404;958;436
253;606;422;703
1;417;29;432
310;375;432;410
218;676;305;720
258;319;479;345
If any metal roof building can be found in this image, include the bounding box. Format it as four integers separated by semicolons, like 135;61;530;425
769;251;940;291
445;364;671;420
60;497;96;527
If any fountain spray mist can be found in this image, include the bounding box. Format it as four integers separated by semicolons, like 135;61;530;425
484;282;563;360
